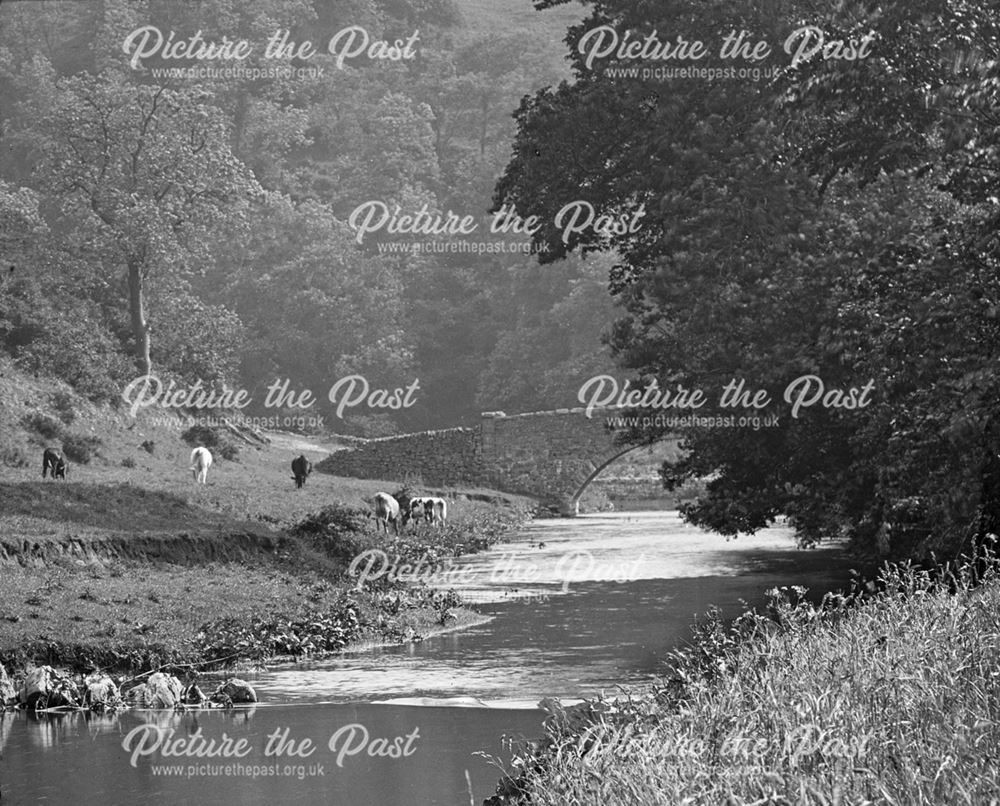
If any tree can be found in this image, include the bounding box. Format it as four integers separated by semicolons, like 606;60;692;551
0;183;136;398
475;253;620;413
13;62;260;377
0;180;46;261
495;0;1000;561
135;0;316;189
210;193;413;423
776;0;1000;558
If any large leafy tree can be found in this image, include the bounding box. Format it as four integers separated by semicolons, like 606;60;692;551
496;0;1000;560
778;0;1000;558
13;63;260;377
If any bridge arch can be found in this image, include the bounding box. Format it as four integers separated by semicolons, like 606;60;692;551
319;407;674;515
566;445;649;515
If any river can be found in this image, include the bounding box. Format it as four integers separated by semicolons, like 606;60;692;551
0;511;855;805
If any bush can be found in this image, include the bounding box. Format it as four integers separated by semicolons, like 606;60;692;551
3;292;134;403
195;602;362;663
50;391;77;425
0;443;31;468
22;412;64;442
121;457;136;468
216;442;240;461
180;424;240;461
180;424;218;447
62;434;102;464
293;503;371;537
292;504;376;569
140;440;155;454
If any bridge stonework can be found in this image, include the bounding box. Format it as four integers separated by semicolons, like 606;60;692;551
320;407;637;515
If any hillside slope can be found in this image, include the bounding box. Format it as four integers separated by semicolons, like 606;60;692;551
0;360;532;675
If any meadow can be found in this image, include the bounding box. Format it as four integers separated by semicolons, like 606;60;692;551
0;363;532;677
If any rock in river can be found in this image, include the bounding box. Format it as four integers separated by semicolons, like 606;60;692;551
126;672;184;708
17;666;80;709
183;683;207;705
0;663;15;707
211;678;257;704
82;673;120;710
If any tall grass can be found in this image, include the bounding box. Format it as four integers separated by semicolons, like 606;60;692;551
488;556;1000;806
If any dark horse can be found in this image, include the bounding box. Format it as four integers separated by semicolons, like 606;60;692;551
291;455;312;489
42;448;67;479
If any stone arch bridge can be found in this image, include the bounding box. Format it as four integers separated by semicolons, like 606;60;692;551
320;407;669;515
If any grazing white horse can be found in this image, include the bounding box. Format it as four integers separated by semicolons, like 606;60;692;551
190;446;213;484
373;492;401;535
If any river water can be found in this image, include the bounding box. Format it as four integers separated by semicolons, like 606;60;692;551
0;512;855;805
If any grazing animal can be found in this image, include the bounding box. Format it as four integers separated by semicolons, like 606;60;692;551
291;455;312;489
373;491;401;535
423;496;447;528
403;496;426;528
190;446;213;484
42;448;67;479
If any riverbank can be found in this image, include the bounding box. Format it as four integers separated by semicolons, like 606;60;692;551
0;472;531;696
485;554;1000;805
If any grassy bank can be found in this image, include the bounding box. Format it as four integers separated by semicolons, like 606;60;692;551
0;486;527;677
0;429;533;683
0;364;536;696
487;557;1000;805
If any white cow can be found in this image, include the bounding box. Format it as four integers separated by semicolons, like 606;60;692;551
373;492;401;535
190;446;213;484
423;496;447;527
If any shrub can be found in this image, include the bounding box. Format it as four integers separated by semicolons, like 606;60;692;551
121;457;136;468
216;442;240;461
293;503;371;537
140;440;155;454
195;602;362;663
0;443;31;468
62;434;102;464
22;412;64;442
180;424;218;448
180;424;240;461
292;504;375;569
0;252;136;402
50;391;77;425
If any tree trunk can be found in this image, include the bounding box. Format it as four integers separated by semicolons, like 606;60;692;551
479;95;488;157
127;260;152;376
232;92;248;156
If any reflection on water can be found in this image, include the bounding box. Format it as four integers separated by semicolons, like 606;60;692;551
252;513;853;704
0;705;542;806
1;511;856;805
447;511;831;600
